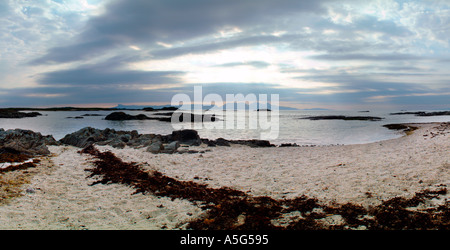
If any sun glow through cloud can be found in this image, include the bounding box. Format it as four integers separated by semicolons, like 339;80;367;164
0;0;449;110
134;46;330;90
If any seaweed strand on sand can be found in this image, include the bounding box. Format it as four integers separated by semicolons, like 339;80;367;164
80;145;450;230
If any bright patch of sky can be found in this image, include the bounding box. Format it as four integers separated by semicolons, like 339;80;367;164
0;0;449;110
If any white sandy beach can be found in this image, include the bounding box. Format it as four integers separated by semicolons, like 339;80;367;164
0;122;448;229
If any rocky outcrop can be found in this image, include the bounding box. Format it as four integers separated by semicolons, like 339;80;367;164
59;127;158;149
169;129;201;146
105;112;150;121
143;106;178;111
383;124;418;134
164;141;180;152
105;111;218;123
60;127;187;153
59;127;275;154
202;138;274;147
279;143;300;147
0;110;42;118
171;112;218;122
229;139;274;147
146;140;180;154
146;141;164;153
0;128;59;155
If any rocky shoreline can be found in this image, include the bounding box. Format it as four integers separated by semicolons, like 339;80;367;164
0;128;59;156
0;122;449;230
1;121;429;159
0;127;275;160
59;127;274;153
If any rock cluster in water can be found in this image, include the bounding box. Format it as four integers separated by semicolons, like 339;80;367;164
382;124;418;133
0;110;42;118
104;111;218;123
301;115;384;121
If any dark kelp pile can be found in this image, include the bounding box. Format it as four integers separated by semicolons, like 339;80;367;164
81;145;450;230
0;151;41;204
0;147;32;163
0;148;39;173
0;162;38;174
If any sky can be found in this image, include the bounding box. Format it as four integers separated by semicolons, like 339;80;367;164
1;0;450;110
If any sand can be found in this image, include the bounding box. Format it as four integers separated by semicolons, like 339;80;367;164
0;122;448;229
0;146;203;229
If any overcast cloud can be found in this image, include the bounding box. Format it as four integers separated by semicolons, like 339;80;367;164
1;0;449;110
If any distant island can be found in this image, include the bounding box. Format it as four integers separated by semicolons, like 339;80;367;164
0;101;321;114
0;109;42;118
301;115;384;121
0;107;113;112
0;105;180;112
390;111;450;116
301;108;330;111
114;104;180;110
143;107;179;111
104;111;218;123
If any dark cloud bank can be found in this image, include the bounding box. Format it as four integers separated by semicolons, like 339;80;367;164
2;0;448;109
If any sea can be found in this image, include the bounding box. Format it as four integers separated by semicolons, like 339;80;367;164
1;110;449;146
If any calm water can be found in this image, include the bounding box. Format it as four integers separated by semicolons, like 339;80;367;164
1;110;449;145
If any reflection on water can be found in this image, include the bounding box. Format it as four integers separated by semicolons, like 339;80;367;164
0;110;449;145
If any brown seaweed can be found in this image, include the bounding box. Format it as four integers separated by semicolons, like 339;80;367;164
0;148;32;163
0;162;37;173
